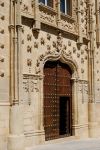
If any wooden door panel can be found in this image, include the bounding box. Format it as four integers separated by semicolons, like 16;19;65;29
44;61;72;140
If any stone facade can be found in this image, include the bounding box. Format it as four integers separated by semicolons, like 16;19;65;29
0;0;100;150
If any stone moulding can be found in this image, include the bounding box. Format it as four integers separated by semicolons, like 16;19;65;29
39;4;57;27
39;3;78;36
35;47;78;79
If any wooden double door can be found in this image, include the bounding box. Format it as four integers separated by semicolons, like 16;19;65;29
44;61;72;141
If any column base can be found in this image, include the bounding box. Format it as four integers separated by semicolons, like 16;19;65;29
25;130;45;147
88;122;98;138
8;134;25;150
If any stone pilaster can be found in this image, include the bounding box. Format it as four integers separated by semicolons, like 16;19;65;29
87;0;97;138
71;78;79;137
8;105;24;150
8;1;25;150
31;75;45;145
95;0;100;45
32;0;40;31
56;0;61;27
77;0;83;45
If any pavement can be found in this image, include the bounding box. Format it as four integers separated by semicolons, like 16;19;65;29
27;138;100;150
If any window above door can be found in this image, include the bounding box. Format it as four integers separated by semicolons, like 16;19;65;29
39;0;53;8
60;0;72;16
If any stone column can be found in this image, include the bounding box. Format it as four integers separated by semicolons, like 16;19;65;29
95;0;100;45
31;75;45;145
8;0;25;150
71;78;80;137
32;0;40;30
8;105;24;150
56;0;61;27
77;0;83;44
87;0;97;138
38;76;45;141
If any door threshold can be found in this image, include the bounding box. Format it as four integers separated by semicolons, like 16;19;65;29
45;136;78;144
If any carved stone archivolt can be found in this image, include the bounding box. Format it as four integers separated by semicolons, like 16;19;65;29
35;36;78;78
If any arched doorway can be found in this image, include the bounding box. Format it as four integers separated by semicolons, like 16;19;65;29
44;60;72;141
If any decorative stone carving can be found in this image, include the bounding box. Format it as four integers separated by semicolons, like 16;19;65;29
0;56;4;62
34;42;38;48
81;49;84;54
0;2;4;7
31;80;39;92
22;40;24;44
23;76;39;94
41;37;45;45
73;47;76;53
68;40;71;46
22;27;24;33
80;0;83;5
60;17;78;34
27;34;32;41
81;18;84;23
77;53;80;58
23;80;29;92
85;55;87;60
81;10;84;15
78;80;88;103
27;59;32;66
31;0;34;8
27;46;32;53
57;32;63;51
47;33;51;40
0;44;4;49
97;70;99;73
81;58;84;63
0;71;4;77
40;9;56;25
81;68;84;73
39;54;45;61
0;29;4;34
23;4;28;11
52;41;57;48
63;45;67;50
1;15;5;20
47;45;51;51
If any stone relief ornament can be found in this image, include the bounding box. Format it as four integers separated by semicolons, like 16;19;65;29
81;58;84;64
23;80;29;92
47;45;51;51
40;10;56;25
73;47;76;53
68;40;71;46
52;41;57;48
27;59;32;66
0;71;4;77
78;80;88;103
27;34;32;41
63;45;67;50
47;33;51;40
41;37;45;45
23;77;39;94
57;32;63;51
81;68;84;73
34;42;39;48
0;2;4;7
27;46;32;53
23;4;28;11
